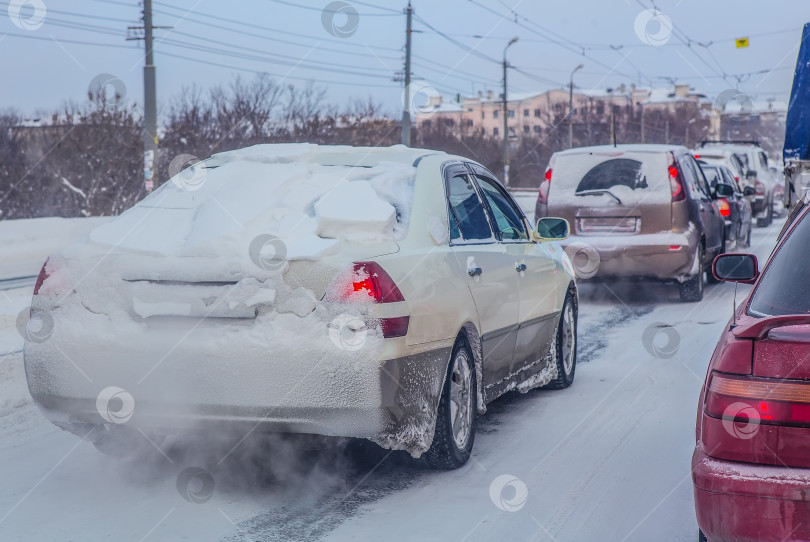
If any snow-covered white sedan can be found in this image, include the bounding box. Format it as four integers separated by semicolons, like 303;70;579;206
24;144;577;469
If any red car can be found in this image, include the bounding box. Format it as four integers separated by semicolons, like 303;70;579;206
693;202;810;541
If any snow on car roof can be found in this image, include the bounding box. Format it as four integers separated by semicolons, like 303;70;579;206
213;143;442;168
553;143;688;156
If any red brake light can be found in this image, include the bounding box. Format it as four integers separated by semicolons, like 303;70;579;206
669;165;685;202
545;168;552;181
694;154;701;159
327;262;408;338
343;262;404;303
718;198;731;217
706;372;810;427
33;259;50;296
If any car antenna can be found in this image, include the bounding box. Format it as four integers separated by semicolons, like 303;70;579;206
730;283;738;329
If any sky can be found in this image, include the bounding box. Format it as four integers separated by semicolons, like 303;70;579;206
0;0;807;119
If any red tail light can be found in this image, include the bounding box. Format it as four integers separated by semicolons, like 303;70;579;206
338;262;405;303
694;154;701;159
33;259;50;296
706;372;810;428
669;164;685;202
717;198;731;217
537;169;552;206
327;262;408;338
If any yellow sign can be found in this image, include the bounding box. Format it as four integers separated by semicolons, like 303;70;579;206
736;37;749;48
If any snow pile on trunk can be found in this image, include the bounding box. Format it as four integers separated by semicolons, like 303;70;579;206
87;145;417;262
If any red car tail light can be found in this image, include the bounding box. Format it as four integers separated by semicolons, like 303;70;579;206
339;262;405;303
717;198;731;217
327;261;408;338
706;372;810;427
33;258;50;296
667;157;686;202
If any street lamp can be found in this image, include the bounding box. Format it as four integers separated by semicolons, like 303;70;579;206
503;36;519;185
568;63;584;149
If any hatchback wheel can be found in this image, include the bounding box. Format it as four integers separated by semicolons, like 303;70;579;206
424;337;477;469
679;245;704;302
705;239;724;285
544;292;577;389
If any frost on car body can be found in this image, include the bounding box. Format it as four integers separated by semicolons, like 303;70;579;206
24;144;577;462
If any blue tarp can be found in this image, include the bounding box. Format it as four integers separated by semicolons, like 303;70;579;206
784;23;810;162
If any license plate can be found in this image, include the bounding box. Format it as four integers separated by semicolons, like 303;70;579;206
577;217;639;234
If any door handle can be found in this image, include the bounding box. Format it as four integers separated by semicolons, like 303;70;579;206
468;266;483;277
515;262;527;272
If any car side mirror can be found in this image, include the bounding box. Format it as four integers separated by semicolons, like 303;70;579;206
743;186;756;197
745;170;757;180
714;183;734;198
534;217;569;241
712;253;759;284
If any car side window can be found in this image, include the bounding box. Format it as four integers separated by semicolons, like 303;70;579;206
472;175;529;241
759;152;769;169
684;157;710;199
678;156;702;199
446;173;495;243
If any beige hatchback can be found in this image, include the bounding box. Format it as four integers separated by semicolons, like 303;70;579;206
536;144;728;302
24;144;577;470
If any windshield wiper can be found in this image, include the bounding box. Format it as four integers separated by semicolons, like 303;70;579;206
575;189;623;205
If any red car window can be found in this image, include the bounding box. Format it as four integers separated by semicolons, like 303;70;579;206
749;209;810;316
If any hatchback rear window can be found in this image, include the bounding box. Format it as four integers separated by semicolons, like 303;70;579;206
548;151;670;206
575;158;648;193
749;210;810;316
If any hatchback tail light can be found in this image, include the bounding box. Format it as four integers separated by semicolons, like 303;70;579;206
706;372;810;428
33;258;50;296
327;261;408;338
717;198;731;217
669;164;686;202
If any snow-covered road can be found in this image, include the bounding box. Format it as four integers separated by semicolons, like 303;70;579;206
0;217;785;542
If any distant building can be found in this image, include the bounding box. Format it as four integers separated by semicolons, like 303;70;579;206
418;83;735;146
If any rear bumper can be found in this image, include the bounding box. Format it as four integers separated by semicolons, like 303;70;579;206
562;232;696;281
692;446;810;541
24;301;451;455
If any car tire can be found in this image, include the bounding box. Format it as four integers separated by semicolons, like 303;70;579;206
705;239;724;285
544;291;577;390
679;245;704;302
743;225;752;248
698;529;708;542
424;336;477;470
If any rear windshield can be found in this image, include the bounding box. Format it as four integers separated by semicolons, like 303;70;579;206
549;151;670;205
749;210;810;316
575;158;648;192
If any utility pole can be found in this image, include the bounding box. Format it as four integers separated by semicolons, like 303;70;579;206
665;120;670;144
401;2;413;146
142;0;157;192
610;105;616;146
568;64;583;149
640;106;645;143
502;37;518;185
